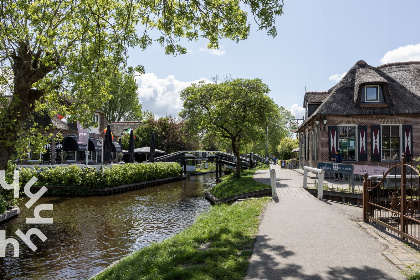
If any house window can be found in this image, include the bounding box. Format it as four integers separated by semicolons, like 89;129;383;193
365;86;379;102
338;126;356;161
382;125;400;161
94;114;99;127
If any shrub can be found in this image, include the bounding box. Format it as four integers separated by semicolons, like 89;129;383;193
18;162;182;189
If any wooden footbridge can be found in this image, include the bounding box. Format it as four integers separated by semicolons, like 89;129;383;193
154;151;268;180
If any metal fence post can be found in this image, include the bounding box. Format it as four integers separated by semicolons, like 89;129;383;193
270;168;277;198
363;173;369;223
401;154;407;240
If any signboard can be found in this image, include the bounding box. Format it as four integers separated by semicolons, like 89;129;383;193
317;162;353;174
290;121;299;133
77;121;89;145
353;165;388;176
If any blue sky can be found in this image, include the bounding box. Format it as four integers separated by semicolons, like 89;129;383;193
128;0;420;119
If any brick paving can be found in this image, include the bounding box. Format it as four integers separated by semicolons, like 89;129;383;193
359;222;420;271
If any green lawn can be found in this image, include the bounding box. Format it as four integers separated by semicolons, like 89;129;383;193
209;169;270;200
92;197;270;280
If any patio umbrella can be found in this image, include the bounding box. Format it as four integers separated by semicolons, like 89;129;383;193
149;132;155;163
128;129;135;163
104;124;113;163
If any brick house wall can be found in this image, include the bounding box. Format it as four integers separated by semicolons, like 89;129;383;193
301;114;420;168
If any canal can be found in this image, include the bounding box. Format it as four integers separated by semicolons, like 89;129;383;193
0;174;213;279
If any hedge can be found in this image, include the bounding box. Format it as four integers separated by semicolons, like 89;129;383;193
17;162;181;189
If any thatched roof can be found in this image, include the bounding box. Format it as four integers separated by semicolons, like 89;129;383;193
110;121;142;138
307;60;420;120
303;91;329;107
32;112;77;135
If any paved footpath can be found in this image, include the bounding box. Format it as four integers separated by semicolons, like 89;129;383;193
245;165;410;280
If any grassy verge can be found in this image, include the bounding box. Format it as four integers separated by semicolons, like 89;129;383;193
92;197;270;280
209;169;270;200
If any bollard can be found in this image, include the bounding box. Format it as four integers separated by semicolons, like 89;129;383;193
303;166;324;200
303;168;308;188
317;170;324;200
270;168;277;198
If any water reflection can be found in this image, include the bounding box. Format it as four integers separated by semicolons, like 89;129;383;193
0;175;212;279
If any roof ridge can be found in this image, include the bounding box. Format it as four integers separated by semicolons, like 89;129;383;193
377;61;420;69
305;91;328;94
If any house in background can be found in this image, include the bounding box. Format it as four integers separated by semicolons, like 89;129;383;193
110;121;142;140
27;111;124;164
298;60;420;171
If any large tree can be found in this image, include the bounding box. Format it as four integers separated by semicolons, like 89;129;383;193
102;67;142;122
121;116;199;153
0;0;284;169
244;105;294;156
180;78;280;178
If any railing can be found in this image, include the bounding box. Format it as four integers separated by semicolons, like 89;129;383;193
363;155;420;246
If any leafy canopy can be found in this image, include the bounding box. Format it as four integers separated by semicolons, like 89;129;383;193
102;67;142;122
180;78;281;177
0;0;284;168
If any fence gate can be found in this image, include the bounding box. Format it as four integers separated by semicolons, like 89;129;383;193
363;155;420;246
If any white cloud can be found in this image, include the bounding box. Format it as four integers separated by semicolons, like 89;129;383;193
135;73;211;118
290;104;305;119
199;45;226;56
380;43;420;64
329;72;346;83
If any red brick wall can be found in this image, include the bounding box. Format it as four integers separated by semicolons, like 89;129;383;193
300;114;420;168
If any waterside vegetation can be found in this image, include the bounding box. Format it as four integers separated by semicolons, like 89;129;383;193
18;162;181;195
92;166;271;279
210;167;270;199
93;197;270;280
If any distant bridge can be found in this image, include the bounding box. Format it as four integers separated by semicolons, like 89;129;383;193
154;151;269;180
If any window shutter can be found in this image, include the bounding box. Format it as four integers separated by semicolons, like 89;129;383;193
328;126;338;160
371;125;381;162
358;125;367;161
402;125;413;161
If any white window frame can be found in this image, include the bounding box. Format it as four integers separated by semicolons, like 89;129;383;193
94;114;99;128
381;124;401;161
365;85;380;102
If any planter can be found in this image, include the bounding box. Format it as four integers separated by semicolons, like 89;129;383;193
306;188;363;206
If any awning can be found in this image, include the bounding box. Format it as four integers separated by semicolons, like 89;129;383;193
88;138;102;152
63;135;86;151
112;142;122;153
122;147;165;154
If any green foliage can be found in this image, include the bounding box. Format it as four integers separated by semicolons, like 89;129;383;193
210;169;270;199
180;78;282;178
0;0;284;169
277;137;299;160
121;116;199;153
102;67;143;122
18;163;181;191
0;196;7;213
93;197;270;280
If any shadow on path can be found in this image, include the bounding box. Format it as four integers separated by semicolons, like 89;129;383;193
247;235;400;280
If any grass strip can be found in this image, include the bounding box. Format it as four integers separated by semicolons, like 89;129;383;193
92;197;270;280
209;169;270;200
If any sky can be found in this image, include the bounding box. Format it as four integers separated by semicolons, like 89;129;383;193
127;0;420;120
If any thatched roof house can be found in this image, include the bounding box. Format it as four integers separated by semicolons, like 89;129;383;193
110;121;142;139
298;60;420;169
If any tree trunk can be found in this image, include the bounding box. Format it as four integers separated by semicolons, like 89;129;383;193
0;42;55;169
232;139;241;179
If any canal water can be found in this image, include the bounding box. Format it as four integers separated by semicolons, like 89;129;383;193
0;174;212;279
